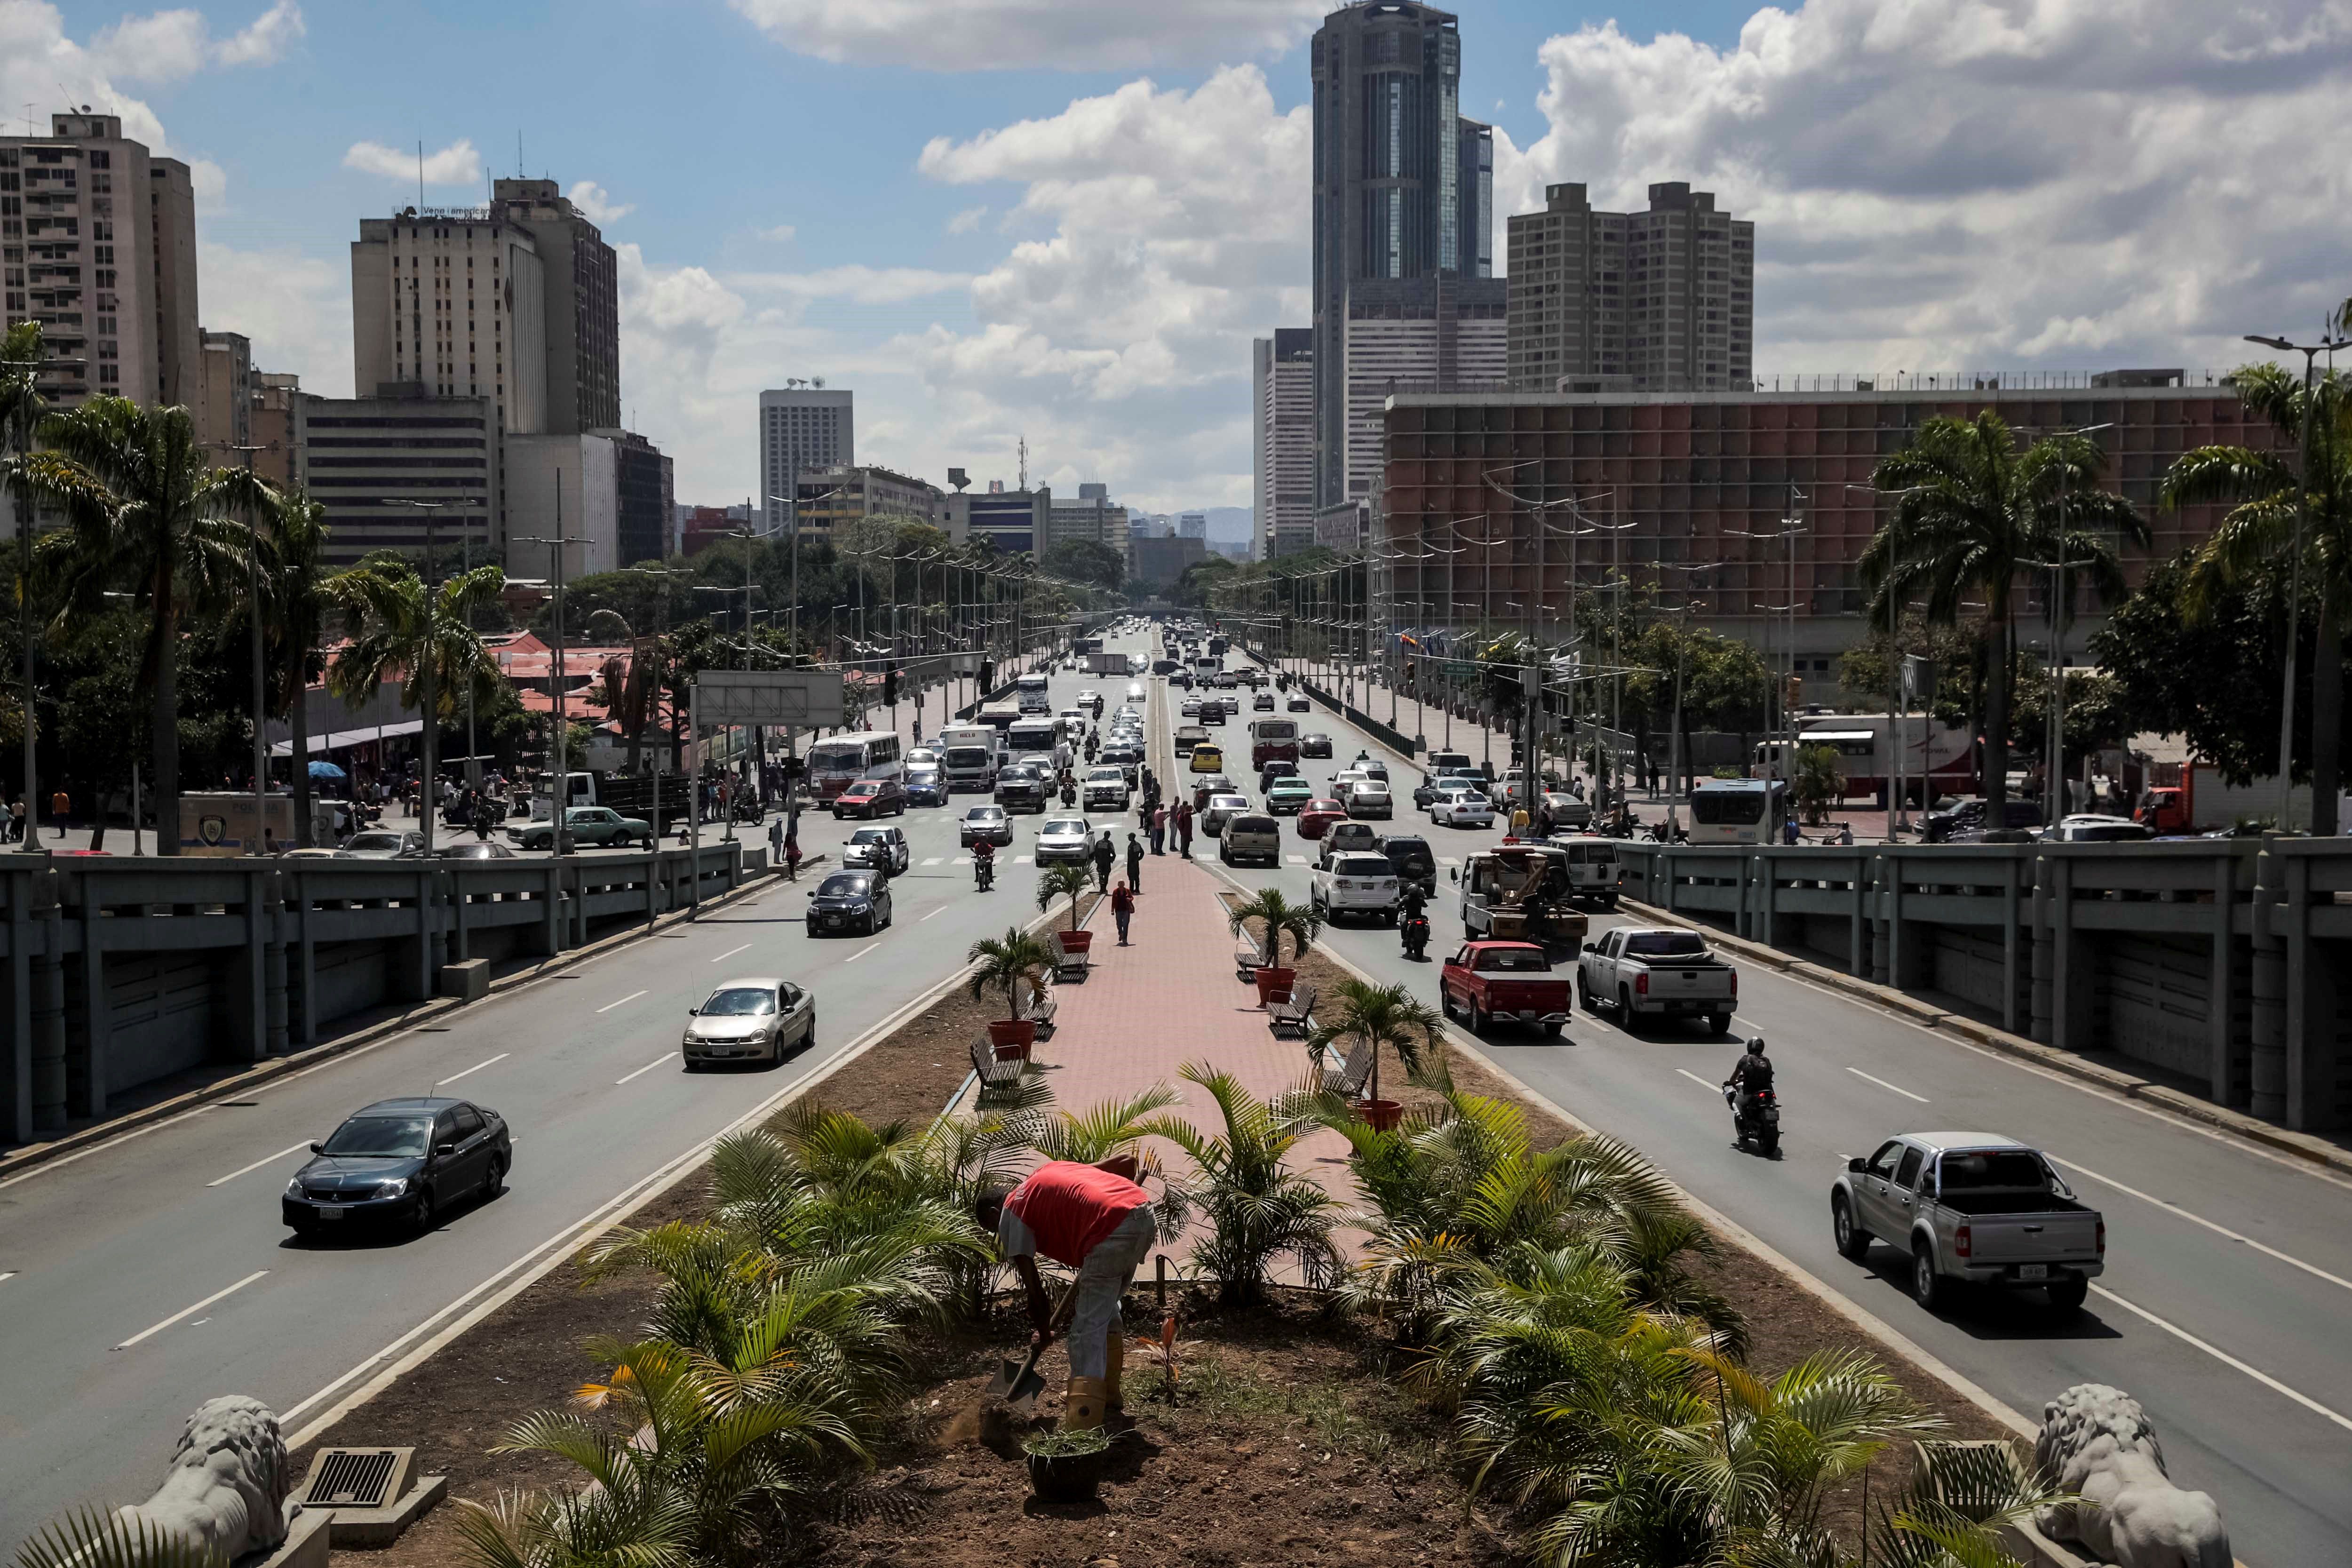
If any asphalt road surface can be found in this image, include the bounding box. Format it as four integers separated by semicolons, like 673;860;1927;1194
0;650;1129;1544
1183;633;2352;1568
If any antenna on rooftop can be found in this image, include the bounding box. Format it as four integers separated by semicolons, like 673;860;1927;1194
1018;435;1027;491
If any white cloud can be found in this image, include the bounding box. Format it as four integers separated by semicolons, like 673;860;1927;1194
196;241;350;396
733;265;969;304
728;0;1323;70
343;138;484;187
946;205;987;236
567;179;633;224
1498;0;2352;375
757;223;797;244
92;1;303;81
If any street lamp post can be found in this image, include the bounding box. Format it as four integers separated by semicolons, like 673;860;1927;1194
516;476;585;858
217;443;272;851
383;496;452;857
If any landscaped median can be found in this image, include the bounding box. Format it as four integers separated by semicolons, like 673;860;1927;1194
175;868;2087;1568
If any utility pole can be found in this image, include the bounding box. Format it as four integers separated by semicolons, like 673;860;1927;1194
220;443;270;851
516;472;584;857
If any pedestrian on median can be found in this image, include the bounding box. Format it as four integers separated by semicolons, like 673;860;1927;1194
1091;831;1115;892
50;787;68;839
769;815;784;866
1151;803;1168;855
1175;800;1194;859
1125;832;1144;892
1111;879;1135;944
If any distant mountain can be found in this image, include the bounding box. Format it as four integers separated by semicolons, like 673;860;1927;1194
1200;507;1252;544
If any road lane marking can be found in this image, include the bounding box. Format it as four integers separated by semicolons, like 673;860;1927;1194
115;1270;269;1349
1015;854;1033;864
1674;1068;1718;1092
0;1271;17;1283
595;989;649;1014
920;907;946;921
1847;1067;1930;1103
206;1142;311;1187
2090;1283;2352;1433
709;943;751;963
614;1053;675;1085
2048;1156;2352;1295
843;941;882;963
1287;855;1308;864
435;1052;510;1087
922;857;942;866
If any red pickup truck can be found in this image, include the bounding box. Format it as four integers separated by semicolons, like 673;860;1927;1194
1440;941;1573;1037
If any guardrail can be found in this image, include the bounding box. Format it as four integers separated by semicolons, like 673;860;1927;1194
1;844;749;1144
1609;838;2349;1134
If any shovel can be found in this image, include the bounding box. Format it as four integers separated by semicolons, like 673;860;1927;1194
985;1274;1082;1409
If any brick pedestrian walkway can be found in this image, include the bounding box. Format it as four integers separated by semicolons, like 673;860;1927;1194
1029;854;1367;1284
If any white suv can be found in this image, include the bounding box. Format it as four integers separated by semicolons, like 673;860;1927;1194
1312;853;1401;924
1082;766;1132;810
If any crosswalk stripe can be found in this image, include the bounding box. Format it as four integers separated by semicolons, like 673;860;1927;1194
922;856;942;866
1287;854;1308;864
1015;854;1033;864
1439;856;1461;866
954;856;971;866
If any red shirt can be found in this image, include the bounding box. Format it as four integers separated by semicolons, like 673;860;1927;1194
1111;886;1135;914
1005;1161;1150;1266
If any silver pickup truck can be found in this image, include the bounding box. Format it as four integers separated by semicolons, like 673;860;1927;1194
1576;926;1737;1035
1831;1132;2105;1314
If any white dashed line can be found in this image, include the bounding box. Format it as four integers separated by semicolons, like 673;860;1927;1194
2090;1283;2352;1432
596;989;648;1013
116;1271;269;1350
708;943;751;963
1674;1068;1718;1092
614;1053;676;1085
206;1142;311;1187
843;941;882;963
435;1052;510;1087
1846;1066;1930;1103
920;907;946;921
2050;1157;2352;1295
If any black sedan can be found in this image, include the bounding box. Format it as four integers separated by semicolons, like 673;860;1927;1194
1300;732;1335;759
283;1096;510;1236
806;872;893;936
961;805;1014;847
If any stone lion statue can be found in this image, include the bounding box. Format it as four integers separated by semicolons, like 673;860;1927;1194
2034;1384;2230;1568
116;1397;295;1560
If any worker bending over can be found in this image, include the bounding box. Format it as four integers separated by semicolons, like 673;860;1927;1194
975;1156;1158;1431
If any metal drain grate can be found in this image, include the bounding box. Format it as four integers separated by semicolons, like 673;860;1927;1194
299;1447;410;1509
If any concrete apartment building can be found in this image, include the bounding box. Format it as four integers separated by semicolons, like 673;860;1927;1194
1129;533;1206;592
1;111;199;410
760;389;855;535
489;178;621;435
294;390;501;567
1505;182;1754;394
1048;482;1129;558
1253;329;1316;559
1309;3;1506;509
945;486;1049;554
1379;371;2280;667
791;462;945;537
350;205;548;436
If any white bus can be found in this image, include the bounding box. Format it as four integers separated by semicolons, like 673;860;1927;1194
1688;778;1789;845
1006;716;1070;771
804;731;905;802
1753;716;1976;806
1013;672;1052;713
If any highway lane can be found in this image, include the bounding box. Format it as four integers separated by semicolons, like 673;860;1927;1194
0;652;1124;1545
1190;635;2352;1568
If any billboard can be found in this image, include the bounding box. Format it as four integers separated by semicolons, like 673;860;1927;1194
693;669;848;726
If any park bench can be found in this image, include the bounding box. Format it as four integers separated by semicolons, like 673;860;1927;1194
1267;984;1317;1039
1309;1038;1375;1100
1050;928;1093;980
1233;944;1270;983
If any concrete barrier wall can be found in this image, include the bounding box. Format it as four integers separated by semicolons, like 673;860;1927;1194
0;844;748;1146
1614;837;2349;1133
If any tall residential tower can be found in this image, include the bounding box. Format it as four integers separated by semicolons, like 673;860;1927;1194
759;388;855;535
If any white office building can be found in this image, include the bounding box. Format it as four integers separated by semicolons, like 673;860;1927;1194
759;389;854;534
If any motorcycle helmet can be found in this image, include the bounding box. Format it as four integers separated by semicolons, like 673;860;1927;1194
1746;1036;1767;1056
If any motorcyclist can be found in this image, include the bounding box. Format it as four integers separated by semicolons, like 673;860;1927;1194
1084;732;1099;764
1723;1036;1773;1108
1060;772;1077;809
973;837;996;890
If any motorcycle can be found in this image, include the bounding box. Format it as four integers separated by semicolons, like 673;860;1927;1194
1400;911;1431;961
1724;1084;1781;1157
974;854;996;891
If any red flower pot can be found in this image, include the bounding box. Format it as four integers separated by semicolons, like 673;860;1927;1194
1254;966;1297;1008
1061;929;1094;955
987;1018;1037;1059
1352;1098;1404;1132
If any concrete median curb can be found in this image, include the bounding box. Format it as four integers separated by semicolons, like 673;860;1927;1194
1617;895;2352;1181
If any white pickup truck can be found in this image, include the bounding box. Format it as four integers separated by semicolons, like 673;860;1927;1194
1575;926;1737;1035
1830;1132;2105;1314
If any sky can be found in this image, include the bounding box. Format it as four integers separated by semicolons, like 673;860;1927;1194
10;0;2352;523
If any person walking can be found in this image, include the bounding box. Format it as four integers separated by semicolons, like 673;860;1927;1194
1110;879;1136;945
1124;832;1144;892
1175;800;1194;859
6;797;20;842
1090;830;1115;892
1150;802;1168;855
50;787;69;840
768;814;784;869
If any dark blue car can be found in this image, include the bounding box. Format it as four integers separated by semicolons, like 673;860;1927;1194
283;1096;511;1237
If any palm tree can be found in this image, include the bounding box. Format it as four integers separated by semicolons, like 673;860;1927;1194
965;925;1055;1021
262;492;332;845
1035;860;1091;930
2163;363;2352;834
325;555;507;849
1032;1085;1182;1167
1225;884;1322;968
35;397;278;852
1860;411;2143;824
1141;1062;1342;1303
0;321;88;832
1306;978;1442;1109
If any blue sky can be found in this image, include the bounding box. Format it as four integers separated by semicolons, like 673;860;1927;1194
15;0;2352;519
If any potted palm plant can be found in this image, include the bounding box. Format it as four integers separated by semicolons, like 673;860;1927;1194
1310;979;1442;1131
1037;861;1093;958
1226;887;1321;1007
969;926;1055;1057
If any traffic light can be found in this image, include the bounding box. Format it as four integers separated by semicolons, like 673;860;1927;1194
884;667;900;706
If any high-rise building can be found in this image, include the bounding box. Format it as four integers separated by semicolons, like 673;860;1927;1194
1456;118;1494;279
946;487;1049;554
1505;182;1753;393
1253;329;1316;560
489;179;621;434
1343;303;1505;501
1048;483;1128;558
1310;2;1502;509
295;390;501;567
197;329;253;453
759;389;855;533
1178;512;1207;540
603;429;674;566
351;206;548;435
0;111;201;410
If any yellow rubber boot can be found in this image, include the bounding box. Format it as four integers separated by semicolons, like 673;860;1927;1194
1104;1332;1126;1418
1063;1376;1108;1432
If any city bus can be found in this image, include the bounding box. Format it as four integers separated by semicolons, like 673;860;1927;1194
1688;778;1789;845
1752;716;1975;806
804;731;906;802
1248;717;1300;771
